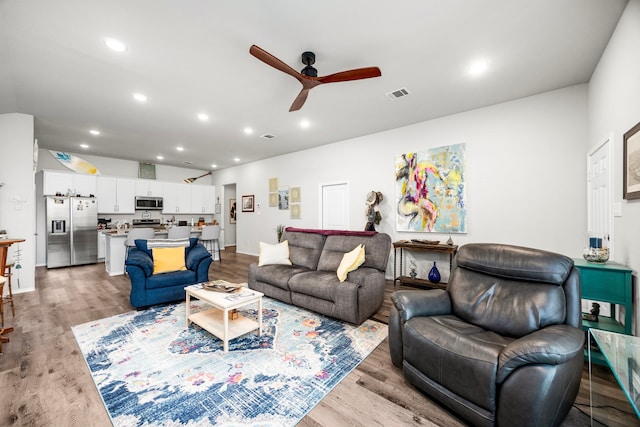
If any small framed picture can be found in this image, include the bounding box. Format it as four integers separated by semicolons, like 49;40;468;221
242;195;255;212
269;192;278;207
229;198;236;223
623;121;640;200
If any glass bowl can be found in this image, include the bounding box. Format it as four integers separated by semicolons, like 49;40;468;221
583;247;609;263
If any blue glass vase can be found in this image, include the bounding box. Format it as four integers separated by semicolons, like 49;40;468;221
428;262;441;283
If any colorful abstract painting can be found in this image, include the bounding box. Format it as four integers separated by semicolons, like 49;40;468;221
395;143;466;233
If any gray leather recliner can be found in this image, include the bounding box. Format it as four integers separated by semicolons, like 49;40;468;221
389;243;584;427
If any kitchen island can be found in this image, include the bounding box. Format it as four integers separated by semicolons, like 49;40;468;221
103;228;203;276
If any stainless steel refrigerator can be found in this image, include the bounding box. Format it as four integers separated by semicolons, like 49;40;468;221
46;196;98;268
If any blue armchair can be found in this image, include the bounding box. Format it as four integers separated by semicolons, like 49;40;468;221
125;238;212;308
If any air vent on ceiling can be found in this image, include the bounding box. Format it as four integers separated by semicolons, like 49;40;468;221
260;134;277;139
386;87;411;100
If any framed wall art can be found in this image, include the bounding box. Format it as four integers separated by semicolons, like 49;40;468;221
623;121;640;200
242;195;255;212
290;186;301;203
269;192;278;207
278;186;289;210
269;177;278;192
229;198;236;223
395;143;467;233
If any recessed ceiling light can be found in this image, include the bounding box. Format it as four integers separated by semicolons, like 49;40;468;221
80;143;89;149
211;164;217;168
156;155;164;160
104;37;127;52
244;127;253;135
176;146;184;152
133;92;147;102
89;129;100;136
198;113;209;121
234;158;240;162
300;119;310;129
468;60;489;76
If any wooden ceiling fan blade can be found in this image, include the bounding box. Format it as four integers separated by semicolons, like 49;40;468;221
318;67;382;84
250;44;303;81
289;88;310;112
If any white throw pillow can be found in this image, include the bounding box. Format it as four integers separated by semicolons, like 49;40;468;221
258;240;293;266
337;244;365;282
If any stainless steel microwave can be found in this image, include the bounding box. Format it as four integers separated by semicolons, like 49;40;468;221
135;196;163;210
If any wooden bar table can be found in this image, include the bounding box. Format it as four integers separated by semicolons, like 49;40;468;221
0;238;25;354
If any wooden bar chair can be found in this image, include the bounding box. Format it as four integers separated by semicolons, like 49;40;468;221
2;262;15;325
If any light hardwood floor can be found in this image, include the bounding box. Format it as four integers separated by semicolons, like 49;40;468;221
0;250;637;426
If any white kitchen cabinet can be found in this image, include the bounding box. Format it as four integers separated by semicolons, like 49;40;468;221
97;176;136;213
42;170;97;196
98;231;106;260
162;182;191;214
190;184;215;214
136;179;163;197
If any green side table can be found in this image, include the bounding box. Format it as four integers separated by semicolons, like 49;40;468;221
573;258;633;365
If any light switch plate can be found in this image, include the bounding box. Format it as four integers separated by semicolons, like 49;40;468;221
613;202;622;217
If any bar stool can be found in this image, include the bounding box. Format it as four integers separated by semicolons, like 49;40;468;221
1;263;14;327
199;225;221;262
124;228;156;273
168;226;192;239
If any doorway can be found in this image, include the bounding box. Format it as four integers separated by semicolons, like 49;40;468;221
321;182;349;230
223;183;236;248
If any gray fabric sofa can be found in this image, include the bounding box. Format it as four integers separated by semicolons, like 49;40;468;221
248;228;392;324
389;243;584;427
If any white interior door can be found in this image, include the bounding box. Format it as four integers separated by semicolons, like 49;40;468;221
587;136;612;245
583;134;613;315
321;182;349;230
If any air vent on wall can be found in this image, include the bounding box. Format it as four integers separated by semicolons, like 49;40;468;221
386;87;411;100
260;134;277;139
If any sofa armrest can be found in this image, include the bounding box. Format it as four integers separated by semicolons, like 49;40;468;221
186;244;210;270
497;324;584;383
125;249;153;277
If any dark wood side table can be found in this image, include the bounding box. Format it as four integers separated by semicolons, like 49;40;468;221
393;241;458;290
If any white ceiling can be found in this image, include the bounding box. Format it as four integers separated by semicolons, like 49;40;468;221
0;0;628;171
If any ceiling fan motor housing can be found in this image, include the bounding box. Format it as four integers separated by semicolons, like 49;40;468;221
301;51;317;76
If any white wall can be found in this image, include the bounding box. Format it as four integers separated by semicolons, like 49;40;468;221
213;84;589;280
0;113;36;292
588;0;640;333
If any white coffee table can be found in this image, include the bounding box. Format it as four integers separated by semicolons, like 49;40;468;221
185;282;263;352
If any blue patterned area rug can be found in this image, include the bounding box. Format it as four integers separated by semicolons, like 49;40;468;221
71;298;387;426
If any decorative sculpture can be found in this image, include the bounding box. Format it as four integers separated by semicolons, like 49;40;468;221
582;302;600;322
364;191;383;231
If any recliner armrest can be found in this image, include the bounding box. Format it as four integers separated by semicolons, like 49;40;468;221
390;289;452;322
125;249;154;277
497;324;584;383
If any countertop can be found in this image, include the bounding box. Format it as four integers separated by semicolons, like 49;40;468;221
102;227;204;236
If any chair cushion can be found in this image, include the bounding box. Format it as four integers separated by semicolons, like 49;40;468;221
403;315;513;412
252;264;309;290
145;269;197;290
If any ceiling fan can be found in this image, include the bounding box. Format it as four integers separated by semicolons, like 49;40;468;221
249;44;382;112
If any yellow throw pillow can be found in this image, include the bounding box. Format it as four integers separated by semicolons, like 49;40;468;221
337;244;365;282
258;240;293;266
152;246;187;274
